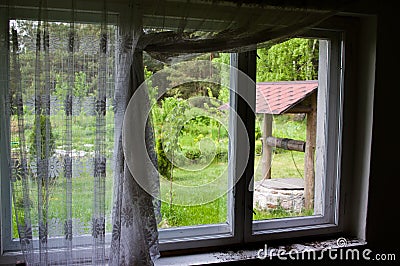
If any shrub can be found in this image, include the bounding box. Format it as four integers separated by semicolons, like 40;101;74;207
215;149;228;161
255;140;262;155
28;115;55;160
185;149;201;161
156;138;172;180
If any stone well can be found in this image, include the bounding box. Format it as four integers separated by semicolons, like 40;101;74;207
253;177;304;213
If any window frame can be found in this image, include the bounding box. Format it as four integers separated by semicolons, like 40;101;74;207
0;5;364;257
0;6;15;253
249;30;344;239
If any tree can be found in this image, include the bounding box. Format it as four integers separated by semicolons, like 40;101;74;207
28;115;55;161
165;54;222;99
257;38;319;82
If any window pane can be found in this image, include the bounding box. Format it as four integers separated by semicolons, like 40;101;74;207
145;53;231;228
253;38;322;221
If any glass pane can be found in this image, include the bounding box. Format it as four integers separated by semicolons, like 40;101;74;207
253;38;321;221
145;53;231;228
10;20;115;239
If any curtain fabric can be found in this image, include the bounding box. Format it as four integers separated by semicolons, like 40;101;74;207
5;0;343;265
9;7;112;266
109;14;161;264
8;1;161;265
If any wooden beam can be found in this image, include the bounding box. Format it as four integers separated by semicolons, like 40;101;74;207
261;114;273;179
141;1;313;28
266;136;305;152
304;92;317;210
284;106;313;113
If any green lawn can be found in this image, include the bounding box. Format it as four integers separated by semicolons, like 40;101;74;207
254;149;305;181
159;160;228;228
12;171;114;239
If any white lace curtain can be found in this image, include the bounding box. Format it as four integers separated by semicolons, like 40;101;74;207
8;3;125;265
4;0;346;265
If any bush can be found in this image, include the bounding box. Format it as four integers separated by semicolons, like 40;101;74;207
185;149;201;160
255;140;262;155
28;115;55;160
156;138;172;180
215;149;228;161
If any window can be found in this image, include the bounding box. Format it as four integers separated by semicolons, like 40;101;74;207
0;6;369;258
156;29;344;250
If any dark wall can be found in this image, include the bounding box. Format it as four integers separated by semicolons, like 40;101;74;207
366;3;399;250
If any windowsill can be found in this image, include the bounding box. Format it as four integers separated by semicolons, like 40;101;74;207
1;237;367;265
0;253;24;265
155;237;367;265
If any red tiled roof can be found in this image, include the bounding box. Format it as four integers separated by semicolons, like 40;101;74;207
256;80;318;114
219;80;318;114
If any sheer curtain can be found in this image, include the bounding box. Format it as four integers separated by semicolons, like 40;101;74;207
9;1;115;265
5;0;344;265
8;0;161;264
109;4;161;265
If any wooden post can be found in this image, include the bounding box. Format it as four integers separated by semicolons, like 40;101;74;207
304;92;317;210
261;113;273;179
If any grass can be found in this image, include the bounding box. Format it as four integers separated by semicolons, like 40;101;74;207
159;160;228;228
254;150;305;181
12;170;114;239
158;149;308;228
253;205;314;220
160;197;227;228
10;108;115;239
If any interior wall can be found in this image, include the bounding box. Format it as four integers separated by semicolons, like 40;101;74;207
339;15;376;240
366;3;399;251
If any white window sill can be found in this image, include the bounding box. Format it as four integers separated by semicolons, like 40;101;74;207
155;238;366;265
1;238;366;265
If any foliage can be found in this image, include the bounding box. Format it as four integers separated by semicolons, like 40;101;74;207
217;85;229;104
165;55;222;99
28;115;55;160
54;71;92;99
273;114;306;143
255;140;262;155
257;38;319;82
152;97;189;182
211;52;230;66
156;137;172;180
212;53;231;104
12;20;116;106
